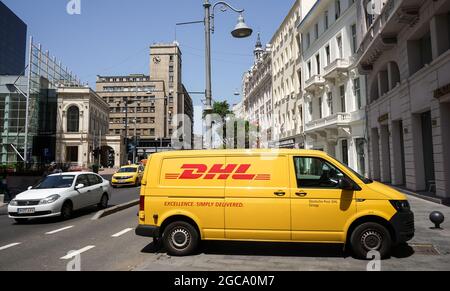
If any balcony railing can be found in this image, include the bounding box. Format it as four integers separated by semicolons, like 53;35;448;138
304;75;325;93
323;58;350;80
305;113;351;132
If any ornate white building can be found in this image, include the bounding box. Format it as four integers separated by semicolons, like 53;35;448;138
55;86;125;169
271;0;306;149
242;33;274;148
299;0;369;176
356;0;450;202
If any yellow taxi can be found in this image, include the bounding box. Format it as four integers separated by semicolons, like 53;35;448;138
111;165;144;188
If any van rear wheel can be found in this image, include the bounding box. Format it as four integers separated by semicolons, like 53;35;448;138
350;222;392;260
162;221;199;256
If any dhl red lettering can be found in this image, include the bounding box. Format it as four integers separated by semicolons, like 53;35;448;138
206;164;238;180
232;164;256;180
179;164;207;179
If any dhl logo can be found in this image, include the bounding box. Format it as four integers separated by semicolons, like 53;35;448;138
165;164;271;181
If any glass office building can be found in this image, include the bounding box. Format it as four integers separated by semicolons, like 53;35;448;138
0;38;81;167
0;1;27;75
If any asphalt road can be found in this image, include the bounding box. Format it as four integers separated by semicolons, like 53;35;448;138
0;185;146;271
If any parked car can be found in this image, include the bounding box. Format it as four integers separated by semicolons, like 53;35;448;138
111;165;144;188
8;172;110;223
136;150;414;259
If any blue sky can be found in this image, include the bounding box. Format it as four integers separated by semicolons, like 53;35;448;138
2;0;295;132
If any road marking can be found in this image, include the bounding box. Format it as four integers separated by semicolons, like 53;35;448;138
112;228;133;238
60;246;95;260
0;243;21;251
45;226;74;235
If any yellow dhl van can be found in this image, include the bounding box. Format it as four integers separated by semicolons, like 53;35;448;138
135;150;414;259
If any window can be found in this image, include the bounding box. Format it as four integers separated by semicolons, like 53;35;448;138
306;32;311;48
325;45;331;65
337;35;343;59
335;0;341;20
340;85;346;112
341;140;349;166
319;97;323;119
324;11;329;30
327;92;334;115
67;106;80;133
315;23;319;39
351;24;357;53
316;54;321;75
75;174;89;188
293;157;344;189
307;61;312;78
353;78;361;110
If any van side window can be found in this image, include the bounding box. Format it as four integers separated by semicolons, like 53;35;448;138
293;157;344;189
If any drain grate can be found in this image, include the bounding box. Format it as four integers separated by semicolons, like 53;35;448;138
411;244;441;256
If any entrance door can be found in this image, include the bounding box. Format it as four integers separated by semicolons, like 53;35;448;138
290;156;357;242
66;146;79;163
421;111;435;191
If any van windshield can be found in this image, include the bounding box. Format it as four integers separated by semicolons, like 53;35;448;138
341;164;373;184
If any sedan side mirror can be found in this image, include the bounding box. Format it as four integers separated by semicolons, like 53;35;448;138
75;183;84;190
338;178;354;191
28;186;33;190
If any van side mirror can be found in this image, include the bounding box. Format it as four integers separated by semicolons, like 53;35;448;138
75;183;84;190
338;178;354;191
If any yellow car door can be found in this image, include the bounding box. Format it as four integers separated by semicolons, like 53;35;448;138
225;154;291;241
289;155;357;243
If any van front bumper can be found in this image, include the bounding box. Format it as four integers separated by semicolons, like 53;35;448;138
135;225;160;238
390;210;415;243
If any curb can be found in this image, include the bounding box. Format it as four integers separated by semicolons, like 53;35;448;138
392;186;445;205
91;199;139;220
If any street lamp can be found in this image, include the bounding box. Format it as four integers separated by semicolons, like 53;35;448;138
203;0;253;114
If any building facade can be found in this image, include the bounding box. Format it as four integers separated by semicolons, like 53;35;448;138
96;43;193;161
242;34;273;147
0;1;27;75
356;0;450;201
271;0;305;149
55;86;124;169
299;0;369;176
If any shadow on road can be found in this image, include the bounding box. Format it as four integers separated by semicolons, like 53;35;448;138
141;240;416;260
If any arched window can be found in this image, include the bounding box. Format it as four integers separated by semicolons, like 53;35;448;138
67;106;80;133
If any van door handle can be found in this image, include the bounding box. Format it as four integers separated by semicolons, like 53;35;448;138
274;191;286;196
296;192;308;197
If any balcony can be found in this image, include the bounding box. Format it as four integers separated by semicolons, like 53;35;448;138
304;113;352;133
324;59;350;81
356;0;422;72
304;75;325;93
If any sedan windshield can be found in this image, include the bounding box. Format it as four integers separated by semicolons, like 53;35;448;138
118;168;137;173
35;175;75;189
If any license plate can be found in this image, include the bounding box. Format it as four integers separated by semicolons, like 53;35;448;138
18;208;35;214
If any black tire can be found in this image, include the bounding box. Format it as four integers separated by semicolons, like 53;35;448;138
60;201;73;220
14;218;28;224
350;222;392;260
98;194;109;209
162;221;199;256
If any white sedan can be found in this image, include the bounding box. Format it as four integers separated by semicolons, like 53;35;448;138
8;172;111;223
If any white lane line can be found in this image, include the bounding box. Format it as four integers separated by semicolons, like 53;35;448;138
0;243;21;251
60;246;95;260
45;226;74;235
111;228;133;238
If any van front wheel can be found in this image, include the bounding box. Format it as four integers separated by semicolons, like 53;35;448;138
350;222;392;260
163;221;199;256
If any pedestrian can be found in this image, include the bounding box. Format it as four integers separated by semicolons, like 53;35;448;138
0;174;11;203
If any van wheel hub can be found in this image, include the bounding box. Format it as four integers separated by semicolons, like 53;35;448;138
171;228;190;249
361;230;382;250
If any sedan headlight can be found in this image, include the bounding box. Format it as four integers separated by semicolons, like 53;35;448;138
39;195;61;205
390;200;411;212
9;200;18;206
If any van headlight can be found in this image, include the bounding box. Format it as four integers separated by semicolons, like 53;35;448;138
390;200;410;212
39;195;61;205
9;200;18;206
